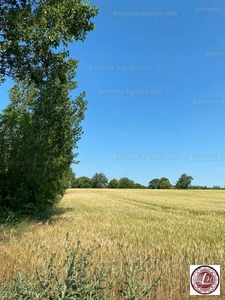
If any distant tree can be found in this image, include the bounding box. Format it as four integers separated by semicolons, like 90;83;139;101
71;175;77;188
66;168;76;188
212;185;221;189
108;179;118;188
158;177;171;189
175;174;193;189
148;178;160;189
134;183;147;189
117;177;135;189
91;173;108;188
188;185;200;189
75;176;91;188
71;178;78;188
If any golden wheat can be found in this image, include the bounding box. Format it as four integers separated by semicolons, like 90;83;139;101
0;189;225;299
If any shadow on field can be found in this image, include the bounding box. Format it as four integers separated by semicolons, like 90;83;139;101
34;206;74;222
0;206;74;224
37;206;75;225
0;206;75;243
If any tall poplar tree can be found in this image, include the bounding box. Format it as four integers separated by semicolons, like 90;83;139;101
0;0;98;213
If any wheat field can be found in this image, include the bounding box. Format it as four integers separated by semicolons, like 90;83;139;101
1;189;225;299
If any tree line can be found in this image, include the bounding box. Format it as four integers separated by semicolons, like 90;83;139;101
70;173;224;190
69;172;147;189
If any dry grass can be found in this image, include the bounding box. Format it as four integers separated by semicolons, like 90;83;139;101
0;189;225;299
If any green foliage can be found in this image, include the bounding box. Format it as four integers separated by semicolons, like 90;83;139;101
188;185;203;189
91;173;108;188
65;168;76;189
0;0;98;213
73;176;92;188
148;178;171;189
158;178;171;189
188;185;224;190
117;177;135;189
0;0;99;85
0;234;161;299
175;174;193;189
108;178;118;188
134;183;147;189
71;177;146;189
148;179;160;189
212;185;221;189
0;77;87;212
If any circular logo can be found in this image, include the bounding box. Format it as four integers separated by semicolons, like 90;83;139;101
191;266;219;294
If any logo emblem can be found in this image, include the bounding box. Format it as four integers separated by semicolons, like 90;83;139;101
190;265;220;295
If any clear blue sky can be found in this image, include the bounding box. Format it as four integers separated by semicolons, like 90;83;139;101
1;0;225;187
